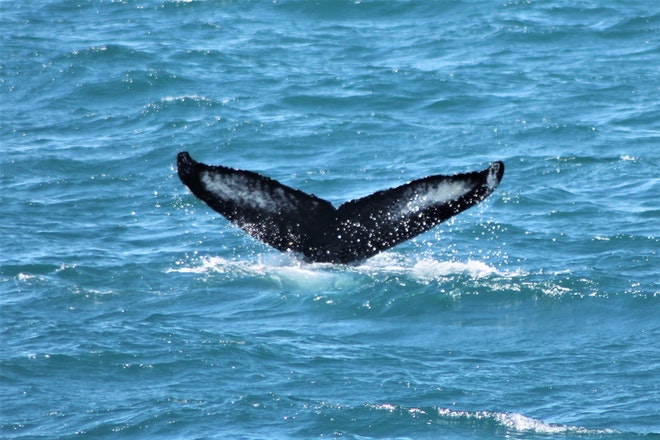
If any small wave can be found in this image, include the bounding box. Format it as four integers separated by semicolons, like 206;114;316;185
167;254;357;291
365;403;616;436
435;407;617;435
142;94;222;115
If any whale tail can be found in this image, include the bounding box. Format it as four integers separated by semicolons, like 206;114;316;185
177;151;504;264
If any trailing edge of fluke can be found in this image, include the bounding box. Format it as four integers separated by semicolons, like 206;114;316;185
177;151;504;264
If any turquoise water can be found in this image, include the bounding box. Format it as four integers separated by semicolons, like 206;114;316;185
2;1;659;438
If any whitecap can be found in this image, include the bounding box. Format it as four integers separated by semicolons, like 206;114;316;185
436;408;617;435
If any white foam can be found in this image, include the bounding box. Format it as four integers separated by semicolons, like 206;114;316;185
17;273;36;281
362;404;616;435
355;252;504;281
168;252;509;290
414;258;498;280
436;408;616;435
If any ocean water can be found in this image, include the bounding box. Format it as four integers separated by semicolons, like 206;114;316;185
1;0;659;438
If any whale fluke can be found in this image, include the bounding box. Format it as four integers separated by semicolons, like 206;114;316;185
177;151;504;264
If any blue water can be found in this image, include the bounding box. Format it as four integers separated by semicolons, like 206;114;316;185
2;1;659;438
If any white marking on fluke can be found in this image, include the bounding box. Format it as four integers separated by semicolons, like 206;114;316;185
202;171;295;213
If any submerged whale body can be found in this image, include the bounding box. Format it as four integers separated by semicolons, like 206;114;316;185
177;151;504;264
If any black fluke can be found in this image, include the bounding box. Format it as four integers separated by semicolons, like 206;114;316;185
177;151;504;264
